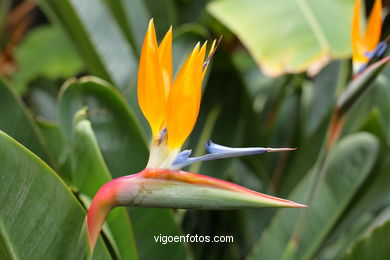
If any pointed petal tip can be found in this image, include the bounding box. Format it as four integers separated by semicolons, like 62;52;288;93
164;26;173;37
267;147;297;152
164;26;173;38
262;194;307;208
85;179;120;255
148;18;154;27
85;217;95;254
147;19;157;38
287;201;308;208
85;218;95;255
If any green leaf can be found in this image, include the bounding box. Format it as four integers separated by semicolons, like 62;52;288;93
26;78;62;121
342;217;390;259
175;0;206;24
318;212;374;260
325;112;390;256
37;0;137;91
207;0;354;76
0;131;111;259
11;25;83;93
341;68;390;138
315;105;390;259
128;208;187;260
250;132;379;260
303;62;339;137
36;119;74;182
263;85;300;157
144;0;177;35
279;116;329;196
58;76;148;174
104;0;150;54
36;119;66;166
70;115;138;259
0;77;50;163
337;57;390;115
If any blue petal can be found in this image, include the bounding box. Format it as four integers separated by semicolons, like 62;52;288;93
172;149;192;165
358;42;388;74
205;140;269;155
376;42;388;56
171;141;295;170
364;42;388;60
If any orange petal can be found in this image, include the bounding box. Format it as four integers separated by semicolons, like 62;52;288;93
352;0;366;63
364;0;382;51
137;19;166;138
201;39;216;79
167;43;203;149
196;41;207;91
209;39;217;58
190;42;207;126
158;26;173;97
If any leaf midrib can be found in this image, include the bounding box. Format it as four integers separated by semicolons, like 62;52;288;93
0;220;19;260
296;0;330;52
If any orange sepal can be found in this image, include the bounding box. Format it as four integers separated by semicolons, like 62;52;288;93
166;43;203;148
138;19;166;138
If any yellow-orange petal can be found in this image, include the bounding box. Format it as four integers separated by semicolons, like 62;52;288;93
364;0;382;51
352;0;366;64
202;36;223;79
167;43;203;149
194;42;207;111
201;39;216;79
138;19;166;138
158;26;173;97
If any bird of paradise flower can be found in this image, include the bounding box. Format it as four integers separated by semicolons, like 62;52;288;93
351;0;386;74
86;19;306;252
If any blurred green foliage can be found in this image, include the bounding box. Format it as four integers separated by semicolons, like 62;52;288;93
12;25;83;93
